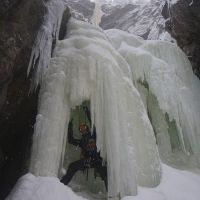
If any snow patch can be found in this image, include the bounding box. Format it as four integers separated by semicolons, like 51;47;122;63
6;164;200;200
122;164;200;200
6;174;86;200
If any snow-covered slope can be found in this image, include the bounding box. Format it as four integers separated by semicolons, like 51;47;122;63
100;0;174;41
6;174;86;200
6;164;200;200
65;0;173;41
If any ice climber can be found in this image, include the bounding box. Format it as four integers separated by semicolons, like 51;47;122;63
61;106;107;190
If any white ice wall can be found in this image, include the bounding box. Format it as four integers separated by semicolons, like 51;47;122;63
106;29;200;167
30;18;161;198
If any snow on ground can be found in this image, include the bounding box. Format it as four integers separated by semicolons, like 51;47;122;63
6;164;200;200
6;174;86;200
122;164;200;200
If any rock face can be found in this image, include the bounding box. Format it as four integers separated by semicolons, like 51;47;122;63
0;1;44;198
0;0;44;111
64;0;172;41
65;0;95;22
100;0;173;41
162;0;200;78
0;0;70;199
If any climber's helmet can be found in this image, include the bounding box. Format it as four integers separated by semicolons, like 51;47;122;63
79;123;89;135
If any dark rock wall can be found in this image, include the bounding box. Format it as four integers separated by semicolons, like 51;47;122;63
162;0;200;78
0;0;45;110
0;0;46;198
0;74;38;199
59;7;71;40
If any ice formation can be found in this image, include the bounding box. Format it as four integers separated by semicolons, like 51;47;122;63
27;0;67;88
30;18;161;198
106;29;200;167
28;6;200;199
91;0;103;26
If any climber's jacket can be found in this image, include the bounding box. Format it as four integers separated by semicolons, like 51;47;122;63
68;120;101;167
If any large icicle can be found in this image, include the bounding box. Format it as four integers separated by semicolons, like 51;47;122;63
27;0;66;88
106;29;200;167
30;18;161;198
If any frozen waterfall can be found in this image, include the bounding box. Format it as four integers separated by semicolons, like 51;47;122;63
27;0;67;88
29;18;161;198
106;29;200;168
91;0;104;26
29;17;200;199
